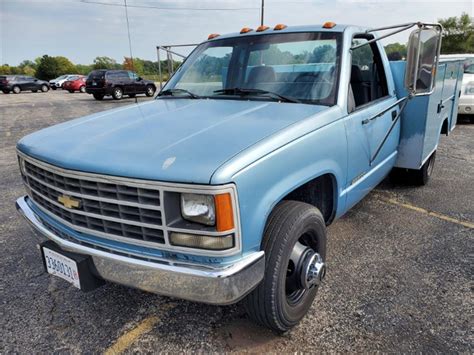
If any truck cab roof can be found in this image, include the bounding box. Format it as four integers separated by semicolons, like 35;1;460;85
207;24;366;42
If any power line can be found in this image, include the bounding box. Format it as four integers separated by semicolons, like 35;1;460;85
80;0;259;11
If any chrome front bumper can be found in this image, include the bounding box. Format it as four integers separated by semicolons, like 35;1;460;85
16;196;265;305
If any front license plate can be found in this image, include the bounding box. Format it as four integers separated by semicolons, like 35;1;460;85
43;247;81;289
92;82;97;86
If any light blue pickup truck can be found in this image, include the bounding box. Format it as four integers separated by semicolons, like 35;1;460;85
16;22;463;332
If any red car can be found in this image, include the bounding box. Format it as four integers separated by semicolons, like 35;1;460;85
62;76;86;93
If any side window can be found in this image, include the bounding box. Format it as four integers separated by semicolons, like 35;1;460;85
349;37;389;109
119;71;130;80
128;71;138;80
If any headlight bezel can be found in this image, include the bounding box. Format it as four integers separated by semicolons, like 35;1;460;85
164;183;241;256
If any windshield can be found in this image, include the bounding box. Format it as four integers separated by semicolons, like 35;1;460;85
162;32;342;105
55;75;68;80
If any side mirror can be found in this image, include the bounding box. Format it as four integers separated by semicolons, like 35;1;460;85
404;25;442;96
137;77;142;81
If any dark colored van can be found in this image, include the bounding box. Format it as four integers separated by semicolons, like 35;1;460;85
85;70;156;100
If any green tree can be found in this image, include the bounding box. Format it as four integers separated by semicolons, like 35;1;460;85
439;12;474;54
55;56;76;74
18;60;37;70
76;64;93;76
0;65;12;74
123;57;145;76
35;55;77;80
384;43;407;61
93;56;120;70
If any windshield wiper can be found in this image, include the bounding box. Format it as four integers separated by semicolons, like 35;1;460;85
158;88;201;99
213;88;301;103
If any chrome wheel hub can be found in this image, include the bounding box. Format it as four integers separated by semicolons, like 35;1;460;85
301;252;326;289
286;239;326;304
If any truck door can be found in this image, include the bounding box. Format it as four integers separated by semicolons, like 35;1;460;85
344;36;400;209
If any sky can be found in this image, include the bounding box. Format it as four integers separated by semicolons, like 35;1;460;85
1;0;472;66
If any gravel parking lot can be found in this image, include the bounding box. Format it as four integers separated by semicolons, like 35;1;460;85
1;90;473;353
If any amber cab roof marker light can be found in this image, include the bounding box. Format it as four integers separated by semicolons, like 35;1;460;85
208;33;220;40
274;24;287;30
256;25;270;32
240;27;253;34
323;21;336;29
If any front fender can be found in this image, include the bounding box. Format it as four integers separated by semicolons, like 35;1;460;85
216;118;348;254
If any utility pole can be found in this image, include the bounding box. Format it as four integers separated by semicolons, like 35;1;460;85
261;0;264;26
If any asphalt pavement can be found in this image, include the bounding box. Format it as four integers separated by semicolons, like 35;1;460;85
0;90;472;353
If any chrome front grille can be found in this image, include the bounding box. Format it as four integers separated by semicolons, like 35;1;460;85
23;159;165;245
18;153;242;256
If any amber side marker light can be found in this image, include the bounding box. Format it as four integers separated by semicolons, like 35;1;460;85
208;33;220;40
274;24;287;30
256;25;270;32
323;21;336;29
215;193;235;232
240;27;253;34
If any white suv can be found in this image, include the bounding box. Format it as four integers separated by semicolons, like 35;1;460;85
49;75;78;90
459;62;474;121
441;54;474;122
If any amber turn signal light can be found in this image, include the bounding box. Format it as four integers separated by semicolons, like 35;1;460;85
256;25;270;32
240;27;253;34
274;24;287;30
322;21;336;29
214;193;235;232
208;33;220;40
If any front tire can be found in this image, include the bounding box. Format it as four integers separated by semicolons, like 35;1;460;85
145;85;156;97
51;86;57;90
244;201;327;333
112;87;123;100
41;84;49;92
93;93;104;100
12;85;21;94
79;86;86;93
2;89;10;94
68;89;74;93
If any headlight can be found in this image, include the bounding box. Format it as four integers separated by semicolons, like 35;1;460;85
18;156;26;176
181;193;216;226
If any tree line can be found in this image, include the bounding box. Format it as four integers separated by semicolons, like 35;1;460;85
0;55;180;81
1;12;471;80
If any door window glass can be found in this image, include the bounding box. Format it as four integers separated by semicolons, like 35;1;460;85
349;37;389;109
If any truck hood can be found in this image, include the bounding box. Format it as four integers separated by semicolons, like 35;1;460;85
17;99;327;183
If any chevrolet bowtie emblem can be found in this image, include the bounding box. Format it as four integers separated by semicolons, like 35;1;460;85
58;194;81;209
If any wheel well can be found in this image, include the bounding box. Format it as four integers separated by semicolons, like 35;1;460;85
282;174;336;225
440;117;449;135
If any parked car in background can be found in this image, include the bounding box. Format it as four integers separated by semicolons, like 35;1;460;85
441;54;474;122
85;70;156;100
49;75;78;90
0;75;50;94
62;75;86;93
